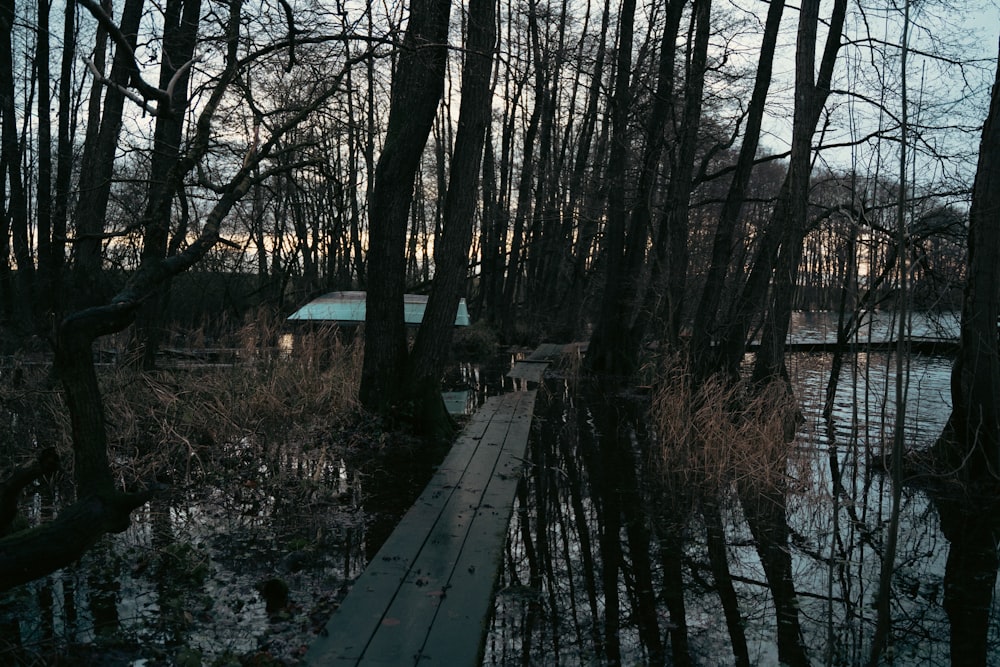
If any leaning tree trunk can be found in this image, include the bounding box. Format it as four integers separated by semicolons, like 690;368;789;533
689;0;784;380
359;0;451;415
734;1;847;664
405;0;495;442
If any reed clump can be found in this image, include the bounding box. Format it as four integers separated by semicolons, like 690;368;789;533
4;309;363;486
650;355;804;495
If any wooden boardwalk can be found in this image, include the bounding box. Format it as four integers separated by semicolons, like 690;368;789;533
506;342;576;383
306;388;540;665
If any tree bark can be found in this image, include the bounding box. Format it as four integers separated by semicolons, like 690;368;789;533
717;0;847;381
72;0;145;304
0;0;35;324
359;0;451;415
929;38;1000;667
132;0;202;369
35;0;54;319
49;0;77;317
582;0;637;377
935;38;1000;481
645;0;711;348
405;0;495;440
690;0;784;379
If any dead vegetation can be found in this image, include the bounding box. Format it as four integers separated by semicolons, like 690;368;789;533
0;310;364;493
649;355;805;495
0;311;376;663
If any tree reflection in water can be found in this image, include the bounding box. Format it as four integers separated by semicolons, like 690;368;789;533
485;361;1000;666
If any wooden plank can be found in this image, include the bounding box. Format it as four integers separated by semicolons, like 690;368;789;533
416;391;535;665
506;361;547;382
525;343;565;362
357;393;523;664
305;392;534;665
507;343;567;381
305;396;510;664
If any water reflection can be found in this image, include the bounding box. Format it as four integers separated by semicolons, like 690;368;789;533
0;438;375;663
487;349;1000;665
0;351;519;663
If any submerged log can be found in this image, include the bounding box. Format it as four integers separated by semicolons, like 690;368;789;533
0;488;154;592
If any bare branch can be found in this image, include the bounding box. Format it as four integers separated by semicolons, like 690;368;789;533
77;0;172;111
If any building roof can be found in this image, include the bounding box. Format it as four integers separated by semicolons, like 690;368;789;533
287;291;470;326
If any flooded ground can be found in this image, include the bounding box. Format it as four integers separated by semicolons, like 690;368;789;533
0;351;513;666
4;313;996;665
486;312;999;665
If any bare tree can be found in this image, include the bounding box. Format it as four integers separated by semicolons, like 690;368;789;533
0;0;368;591
358;0;451;416
405;0;497;438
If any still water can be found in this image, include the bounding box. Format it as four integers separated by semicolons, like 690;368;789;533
3;311;995;665
486;311;996;665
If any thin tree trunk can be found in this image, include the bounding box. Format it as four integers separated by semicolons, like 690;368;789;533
132;0;201;368
0;0;35;324
642;0;711;349
583;0;636;377
72;0;145;303
35;0;54;318
690;0;784;378
555;0;610;338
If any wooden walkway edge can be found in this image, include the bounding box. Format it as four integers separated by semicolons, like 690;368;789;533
506;343;575;383
305;389;538;666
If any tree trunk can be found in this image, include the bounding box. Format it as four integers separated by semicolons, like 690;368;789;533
0;0;35;325
935;39;1000;481
132;0;202;369
582;0;637;377
689;0;784;378
554;0;611;338
716;0;846;381
929;38;1000;667
405;0;495;441
359;0;451;414
49;0;76;316
72;0;146;304
644;0;711;349
34;0;54;319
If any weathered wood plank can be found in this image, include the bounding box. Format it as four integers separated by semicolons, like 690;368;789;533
357;392;525;664
525;343;565;362
506;361;547;382
305;392;533;665
416;391;536;665
507;343;569;381
304;396;507;664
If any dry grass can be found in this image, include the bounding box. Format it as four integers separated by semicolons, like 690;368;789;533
1;309;363;487
650;355;804;495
